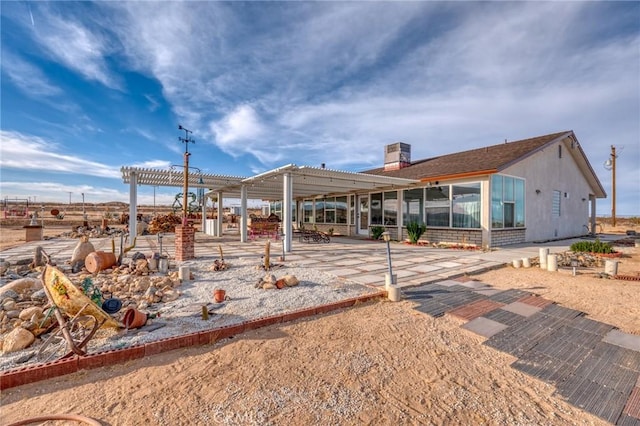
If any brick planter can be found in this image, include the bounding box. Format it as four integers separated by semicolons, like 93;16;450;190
175;225;195;261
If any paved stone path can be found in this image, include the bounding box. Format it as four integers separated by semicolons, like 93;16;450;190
405;278;640;425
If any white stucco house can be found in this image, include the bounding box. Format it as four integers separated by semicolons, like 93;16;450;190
122;130;606;250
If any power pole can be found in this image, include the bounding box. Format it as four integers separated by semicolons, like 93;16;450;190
604;145;617;227
611;145;616;227
178;125;195;225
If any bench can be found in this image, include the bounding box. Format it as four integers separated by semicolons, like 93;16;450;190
298;230;330;244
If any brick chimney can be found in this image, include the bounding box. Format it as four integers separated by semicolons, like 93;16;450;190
384;142;411;171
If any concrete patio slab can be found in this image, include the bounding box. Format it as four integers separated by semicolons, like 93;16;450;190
603;330;640;352
502;302;542;317
406;264;443;273
432;261;463;268
462;317;508;338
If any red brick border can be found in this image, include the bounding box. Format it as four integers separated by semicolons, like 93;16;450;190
624;386;640;419
0;357;78;390
0;291;386;391
517;295;554;308
448;299;505;321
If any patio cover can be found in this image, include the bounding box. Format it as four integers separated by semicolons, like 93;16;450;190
121;164;419;251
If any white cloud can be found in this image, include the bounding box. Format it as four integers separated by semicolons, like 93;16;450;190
1;51;62;97
30;5;120;89
211;104;268;151
0;131;121;179
130;160;172;169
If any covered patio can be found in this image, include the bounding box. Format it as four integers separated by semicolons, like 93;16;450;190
121;164;419;253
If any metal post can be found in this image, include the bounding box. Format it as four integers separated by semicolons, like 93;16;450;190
178;125;195;226
183;150;189;225
386;239;393;278
382;232;394;284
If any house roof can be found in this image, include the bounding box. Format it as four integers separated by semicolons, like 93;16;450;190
121;164;419;200
363;131;606;198
364;131;569;179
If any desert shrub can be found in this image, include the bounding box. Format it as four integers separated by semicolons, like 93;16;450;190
406;222;427;244
370;226;386;240
570;239;615;254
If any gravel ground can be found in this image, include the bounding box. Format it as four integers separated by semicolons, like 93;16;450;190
0;257;379;372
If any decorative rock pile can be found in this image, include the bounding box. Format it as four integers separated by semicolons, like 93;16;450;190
0;248;183;355
555;251;615;268
255;274;299;290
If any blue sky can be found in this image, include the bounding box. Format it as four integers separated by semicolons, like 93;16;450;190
1;1;638;214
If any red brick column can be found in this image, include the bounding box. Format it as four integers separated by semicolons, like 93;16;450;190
175;225;195;261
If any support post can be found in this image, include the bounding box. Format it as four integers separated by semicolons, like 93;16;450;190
216;191;223;237
283;172;293;253
240;185;248;243
128;171;137;237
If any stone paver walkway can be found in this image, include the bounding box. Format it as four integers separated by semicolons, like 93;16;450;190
405;278;640;425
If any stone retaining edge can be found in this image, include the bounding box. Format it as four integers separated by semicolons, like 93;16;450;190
0;291;386;390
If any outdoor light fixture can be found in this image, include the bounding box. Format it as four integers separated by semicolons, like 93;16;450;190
382;231;400;301
382;231;394;283
571;258;579;276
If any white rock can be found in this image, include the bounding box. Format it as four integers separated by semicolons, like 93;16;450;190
161;290;180;303
0;278;41;298
71;237;95;263
3;300;17;311
2;327;35;353
282;275;300;287
19;306;43;321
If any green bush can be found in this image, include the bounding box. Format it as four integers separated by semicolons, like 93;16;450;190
370;226;386;240
406;221;427;244
570;238;615;254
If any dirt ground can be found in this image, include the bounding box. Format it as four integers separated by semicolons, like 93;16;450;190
0;218;638;425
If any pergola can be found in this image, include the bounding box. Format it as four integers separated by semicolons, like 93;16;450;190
121;164;419;252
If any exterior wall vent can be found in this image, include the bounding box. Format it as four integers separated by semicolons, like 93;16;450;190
384;142;411;171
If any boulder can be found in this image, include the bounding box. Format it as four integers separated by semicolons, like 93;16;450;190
282;275;300;287
19;306;43;321
0;277;41;299
71;236;95;263
2;327;35;353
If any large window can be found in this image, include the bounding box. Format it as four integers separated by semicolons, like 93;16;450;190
336;196;348;224
383;191;397;225
371;193;383;225
370;192;398;225
310;196;349;224
403;188;423;224
302;200;313;223
491;175;525;228
426;186;450;227
452;183;481;228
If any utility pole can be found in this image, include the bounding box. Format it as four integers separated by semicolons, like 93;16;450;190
178;125;195;226
604;145;617;227
611;145;616;227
